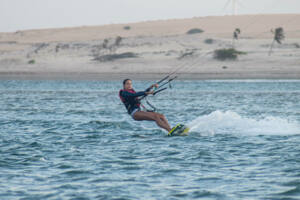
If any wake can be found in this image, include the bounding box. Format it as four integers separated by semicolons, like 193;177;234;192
187;110;300;136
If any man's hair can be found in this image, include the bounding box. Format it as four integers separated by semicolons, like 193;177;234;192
123;79;131;85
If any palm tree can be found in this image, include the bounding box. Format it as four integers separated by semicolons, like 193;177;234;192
232;28;241;47
269;27;285;56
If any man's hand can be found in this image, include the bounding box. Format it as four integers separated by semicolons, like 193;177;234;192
152;84;159;89
145;91;154;95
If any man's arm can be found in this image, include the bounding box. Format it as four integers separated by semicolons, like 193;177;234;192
121;90;146;98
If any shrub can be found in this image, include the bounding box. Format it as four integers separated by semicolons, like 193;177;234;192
123;26;131;30
213;48;246;61
93;52;137;62
273;27;285;44
294;43;300;48
186;28;204;35
269;27;285;55
178;49;195;59
115;36;122;46
28;59;35;64
102;39;109;49
204;38;214;44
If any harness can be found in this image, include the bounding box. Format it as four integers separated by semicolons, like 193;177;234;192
119;76;177;113
119;89;141;114
119;89;155;113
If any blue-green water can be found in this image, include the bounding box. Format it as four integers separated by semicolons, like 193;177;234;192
1;80;300;200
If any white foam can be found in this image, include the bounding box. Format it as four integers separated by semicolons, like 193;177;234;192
187;110;300;136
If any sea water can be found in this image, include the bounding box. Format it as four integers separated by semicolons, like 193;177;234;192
0;80;300;200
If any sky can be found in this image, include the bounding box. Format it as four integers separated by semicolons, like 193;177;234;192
1;0;299;32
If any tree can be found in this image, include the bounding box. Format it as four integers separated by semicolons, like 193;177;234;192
109;36;123;53
232;28;241;47
269;27;285;56
115;36;122;47
102;39;109;49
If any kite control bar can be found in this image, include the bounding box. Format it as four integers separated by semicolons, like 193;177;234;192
138;74;178;112
144;75;170;92
139;75;177;101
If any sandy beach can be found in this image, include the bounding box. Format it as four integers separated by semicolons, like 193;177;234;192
0;14;299;80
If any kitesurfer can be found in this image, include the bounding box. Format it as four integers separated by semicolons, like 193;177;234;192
119;79;172;132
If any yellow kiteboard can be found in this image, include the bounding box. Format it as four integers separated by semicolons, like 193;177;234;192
168;123;190;136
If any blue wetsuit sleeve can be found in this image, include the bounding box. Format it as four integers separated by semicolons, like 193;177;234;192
121;91;146;97
145;88;151;92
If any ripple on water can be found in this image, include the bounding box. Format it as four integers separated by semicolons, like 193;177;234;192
1;80;300;199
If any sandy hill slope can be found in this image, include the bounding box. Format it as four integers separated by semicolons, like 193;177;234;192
0;14;299;80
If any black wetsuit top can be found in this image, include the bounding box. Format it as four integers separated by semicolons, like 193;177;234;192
119;89;146;114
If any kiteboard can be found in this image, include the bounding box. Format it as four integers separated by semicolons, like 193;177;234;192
168;123;190;136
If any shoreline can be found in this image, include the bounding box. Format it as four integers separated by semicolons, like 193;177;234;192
1;72;300;81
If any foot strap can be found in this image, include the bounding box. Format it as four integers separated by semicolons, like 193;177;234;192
168;124;183;136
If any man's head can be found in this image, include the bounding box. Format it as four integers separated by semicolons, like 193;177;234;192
123;79;132;90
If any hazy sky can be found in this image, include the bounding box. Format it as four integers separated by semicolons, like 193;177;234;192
1;0;299;32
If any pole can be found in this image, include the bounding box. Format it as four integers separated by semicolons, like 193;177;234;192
233;0;237;15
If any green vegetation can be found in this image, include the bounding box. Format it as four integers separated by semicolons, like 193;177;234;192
102;39;109;49
123;26;131;30
204;38;214;44
101;36;123;53
273;27;285;44
186;28;204;35
178;49;195;59
294;43;300;48
269;27;285;55
233;28;241;47
213;48;246;61
115;36;122;47
93;52;137;62
28;59;35;64
233;28;241;40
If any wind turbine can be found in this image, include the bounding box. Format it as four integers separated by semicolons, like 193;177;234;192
223;0;242;15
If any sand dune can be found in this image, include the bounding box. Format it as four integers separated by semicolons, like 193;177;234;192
0;14;299;80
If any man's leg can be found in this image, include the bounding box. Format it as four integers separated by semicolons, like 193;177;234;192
157;113;171;128
133;111;171;132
